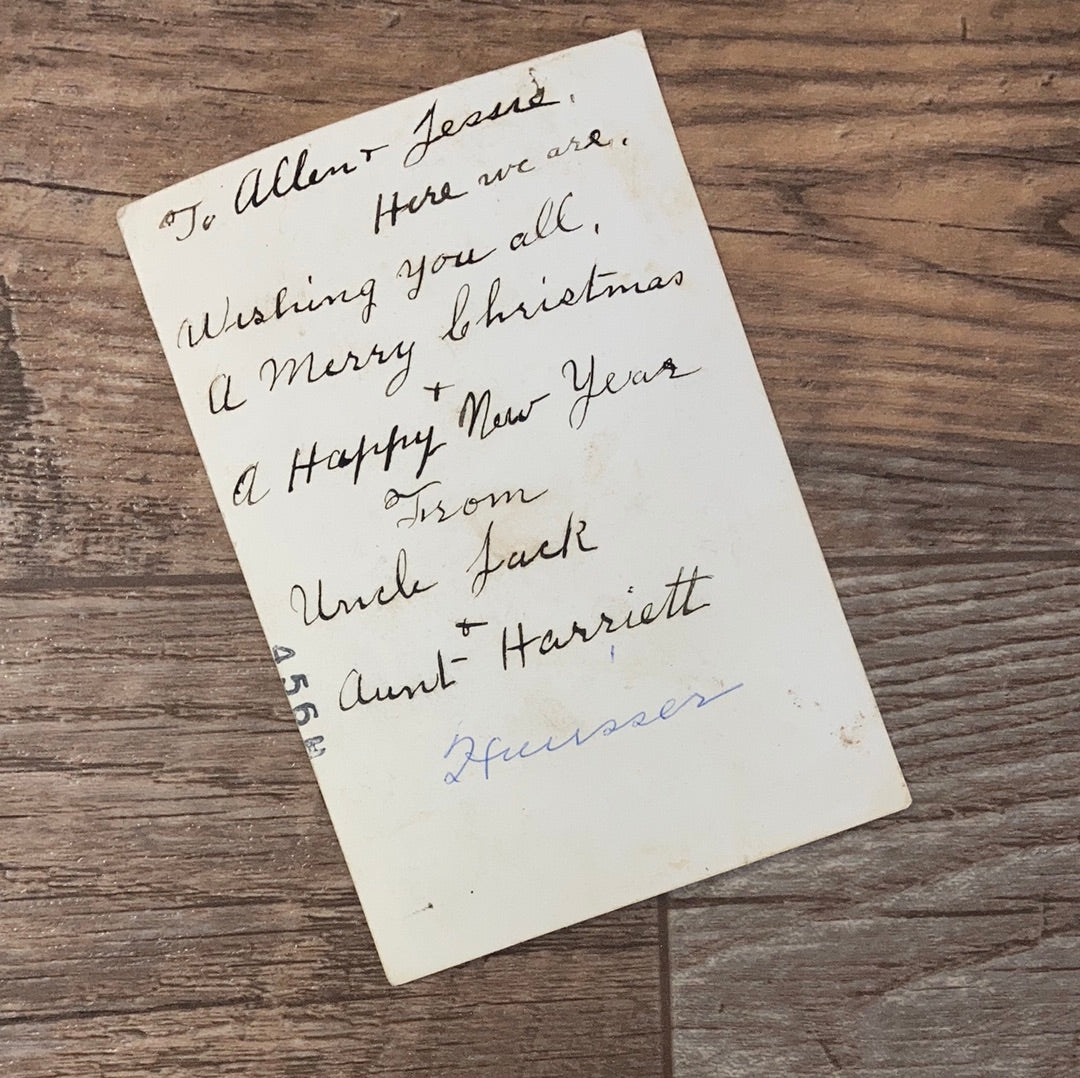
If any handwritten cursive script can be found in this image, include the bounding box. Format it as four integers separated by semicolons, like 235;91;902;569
442;683;744;784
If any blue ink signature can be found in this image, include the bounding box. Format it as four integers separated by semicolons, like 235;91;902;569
442;682;744;785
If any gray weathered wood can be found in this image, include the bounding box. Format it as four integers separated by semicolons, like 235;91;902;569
669;559;1080;1075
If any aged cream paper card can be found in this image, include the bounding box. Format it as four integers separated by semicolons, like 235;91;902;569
118;30;910;984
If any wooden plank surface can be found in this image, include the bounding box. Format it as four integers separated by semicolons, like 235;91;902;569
1;585;663;1076
669;559;1080;1076
2;1;1078;1075
3;1;1080;580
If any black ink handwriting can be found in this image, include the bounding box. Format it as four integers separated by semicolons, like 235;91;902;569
261;339;414;399
398;246;495;301
234;145;387;215
374;180;468;235
501;565;712;669
290;549;435;626
547;127;613;159
458;387;550;441
208;372;247;415
159;202;215;241
478;157;535;186
289;424;445;492
339;650;466;710
441;262;684;343
562;354;701;430
403;81;559;168
509;191;582;252
178;274;375;349
384;481;548;529
468;513;598;598
232;462;268;507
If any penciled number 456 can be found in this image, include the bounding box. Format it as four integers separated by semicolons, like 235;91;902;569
272;644;325;758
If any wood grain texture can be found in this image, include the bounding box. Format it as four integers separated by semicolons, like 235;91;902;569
1;0;1078;1074
670;559;1080;1075
2;1;1079;579
1;585;662;1076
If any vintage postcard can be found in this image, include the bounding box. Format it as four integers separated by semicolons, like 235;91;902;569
118;31;910;984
